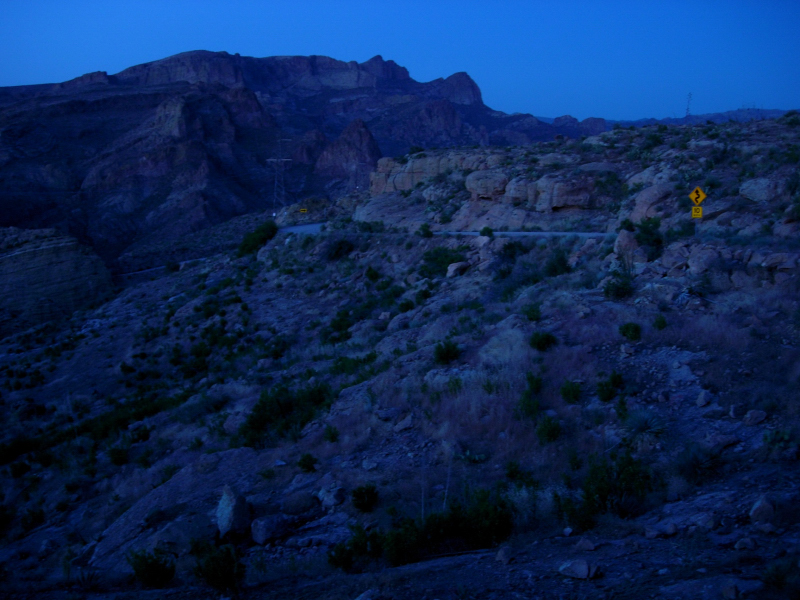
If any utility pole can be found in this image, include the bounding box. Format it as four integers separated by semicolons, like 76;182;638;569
266;138;291;207
685;93;693;119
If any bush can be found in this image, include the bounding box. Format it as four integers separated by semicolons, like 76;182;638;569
434;340;461;365
529;331;557;351
398;299;415;313
127;548;175;588
674;443;721;485
192;542;244;594
108;446;129;466
603;268;634;299
352;484;379;512
325;239;355;261
323;425;339;443
544;248;571;277
560;381;582;404
479;226;494;238
332;488;513;570
653;314;667;330
365;266;380;281
419;247;465;278
634;217;663;261
238;220;278;257
297;453;318;473
536;416;562;444
517;373;542;419
522;302;541;321
597;371;624;402
619;322;642;341
239;383;333;448
417;223;433;238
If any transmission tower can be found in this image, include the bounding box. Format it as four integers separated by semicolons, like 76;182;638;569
266;138;291;207
685;93;693;118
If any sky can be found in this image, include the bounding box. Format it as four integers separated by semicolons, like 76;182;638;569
1;0;798;121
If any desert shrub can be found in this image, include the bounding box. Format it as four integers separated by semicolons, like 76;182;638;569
331;352;376;376
595;172;628;203
238;220;278;257
333;488;512;570
597;371;625;402
479;226;494;238
634;217;664;260
192;542;244;594
536;416;562;444
560;380;582;404
417;223;433;238
544;248;571;277
522;302;541;321
517;372;543;419
325;239;355;261
665;220;695;242
498;240;527;262
419;247;466;278
398;299;415;313
320;309;355;345
674;443;721;485
108;446;129;466
529;331;557;351
626;410;665;443
603;269;634;299
357;220;385;233
127;548;175;588
352;484;379;512
619;322;642;341
582;451;653;518
434;340;461;364
762;556;800;593
239;382;333;448
21;507;45;531
505;461;538;488
323;424;339;443
653;314;667;330
365;266;380;281
297;453;318;473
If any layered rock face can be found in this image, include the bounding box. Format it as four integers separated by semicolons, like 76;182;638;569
0;228;112;336
0;51;606;265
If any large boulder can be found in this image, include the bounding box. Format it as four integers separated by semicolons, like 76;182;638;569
465;170;508;200
629;183;672;222
251;515;291;545
740;178;784;203
216;485;250;537
534;175;593;212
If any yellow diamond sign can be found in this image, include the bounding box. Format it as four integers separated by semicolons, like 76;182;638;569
689;187;706;206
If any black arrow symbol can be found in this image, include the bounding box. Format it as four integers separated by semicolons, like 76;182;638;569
694;190;700;201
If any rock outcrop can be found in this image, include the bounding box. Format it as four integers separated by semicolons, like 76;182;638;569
0;227;112;337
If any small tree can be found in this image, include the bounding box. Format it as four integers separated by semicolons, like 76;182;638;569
127;548;175;588
352;484;379;512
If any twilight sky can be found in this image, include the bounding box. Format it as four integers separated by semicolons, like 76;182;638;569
1;0;798;121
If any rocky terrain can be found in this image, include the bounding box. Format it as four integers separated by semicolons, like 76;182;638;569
1;106;800;600
0;50;614;270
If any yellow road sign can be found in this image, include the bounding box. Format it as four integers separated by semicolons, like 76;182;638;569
690;187;706;206
692;206;703;218
299;208;308;213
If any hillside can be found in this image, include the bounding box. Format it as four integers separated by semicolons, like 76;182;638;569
0;113;799;599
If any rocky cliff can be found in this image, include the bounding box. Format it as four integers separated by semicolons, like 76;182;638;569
0;228;112;336
0;51;608;266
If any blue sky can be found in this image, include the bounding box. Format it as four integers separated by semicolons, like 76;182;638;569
1;0;798;120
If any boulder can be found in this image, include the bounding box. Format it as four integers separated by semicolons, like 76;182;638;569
687;246;719;275
629;183;672;222
739;178;783;203
574;538;595;551
558;559;598;579
534;175;593;211
502;177;537;205
749;496;774;523
252;515;290;545
743;410;766;426
216;485;250;537
614;230;639;256
465;170;508;200
393;413;414;432
280;490;319;516
316;485;346;509
446;262;470;278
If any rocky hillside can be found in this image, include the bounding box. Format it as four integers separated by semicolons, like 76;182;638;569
0;114;799;599
0;51;610;268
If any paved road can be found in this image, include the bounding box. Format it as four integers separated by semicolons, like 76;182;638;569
280;223;613;239
281;223;325;235
435;230;613;239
